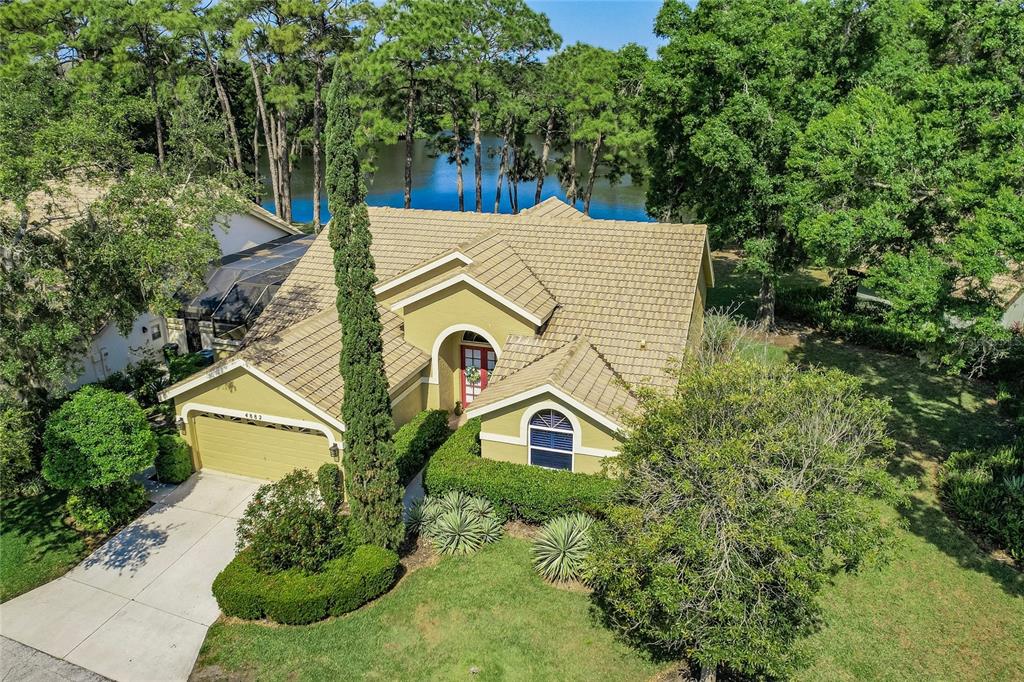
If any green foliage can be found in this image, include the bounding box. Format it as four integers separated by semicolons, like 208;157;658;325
97;358;169;408
532;513;594;583
236;470;352;573
327;67;404;550
0;403;35;495
412;490;503;556
423;419;619;523
66;480;149;534
166;352;213;384
212;544;399;625
393;409;450;485
940;439;1024;561
154;435;193;485
41;386;156;491
317;463;344;514
588;328;904;679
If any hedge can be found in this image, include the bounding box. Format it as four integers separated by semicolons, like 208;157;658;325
939;438;1023;561
155;434;193;484
212;544;399;625
422;418;619;523
393;409;450;485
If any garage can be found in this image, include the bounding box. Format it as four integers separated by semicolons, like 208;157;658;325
190;413;336;480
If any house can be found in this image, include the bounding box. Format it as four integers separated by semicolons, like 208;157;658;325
73;203;305;387
158;198;714;479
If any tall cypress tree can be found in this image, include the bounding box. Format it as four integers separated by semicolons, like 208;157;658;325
325;65;405;550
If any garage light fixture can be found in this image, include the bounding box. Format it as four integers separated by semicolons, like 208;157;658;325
329;443;340;461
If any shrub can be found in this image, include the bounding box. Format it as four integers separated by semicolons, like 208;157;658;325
423;419;619;522
393;410;450;485
411;491;503;555
940;439;1024;561
1;404;35;496
532;513;594;582
317;463;344;513
236;470;351;573
42;386;157;490
155;435;193;484
212;544;399;624
98;359;168;407
66;480;149;533
167;352;212;383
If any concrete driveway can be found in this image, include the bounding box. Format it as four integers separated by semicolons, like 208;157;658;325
0;471;261;682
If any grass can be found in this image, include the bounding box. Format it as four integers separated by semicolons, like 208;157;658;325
0;490;90;602
196;538;663;681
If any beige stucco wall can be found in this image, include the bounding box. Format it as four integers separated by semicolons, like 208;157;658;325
688;267;707;348
391;373;429;426
477;392;621;475
397;280;537;412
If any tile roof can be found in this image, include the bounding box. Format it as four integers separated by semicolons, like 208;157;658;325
233;198;708;422
239;307;429;418
467;336;638;420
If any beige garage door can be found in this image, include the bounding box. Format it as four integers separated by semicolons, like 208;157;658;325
192;414;334;480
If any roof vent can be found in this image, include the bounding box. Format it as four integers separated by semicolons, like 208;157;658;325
639;339;647;349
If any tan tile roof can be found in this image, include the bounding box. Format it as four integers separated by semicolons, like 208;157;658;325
468;336;637;420
238;306;428;418
0;181;108;238
236;198;708;422
385;231;559;323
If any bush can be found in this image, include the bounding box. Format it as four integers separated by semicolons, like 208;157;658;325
212;544;399;624
393;409;450;485
777;286;927;355
318;463;343;513
532;513;594;582
98;358;168;407
66;480;149;533
423;419;619;523
940;439;1024;561
166;351;212;383
1;404;36;496
155;435;193;484
236;470;351;573
42;386;157;490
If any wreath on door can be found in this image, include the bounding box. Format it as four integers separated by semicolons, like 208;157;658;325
465;365;482;386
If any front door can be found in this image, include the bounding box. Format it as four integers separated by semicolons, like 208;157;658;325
461;344;496;405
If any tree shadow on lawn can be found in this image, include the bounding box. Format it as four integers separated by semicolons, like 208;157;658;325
0;491;86;558
786;332;1023;597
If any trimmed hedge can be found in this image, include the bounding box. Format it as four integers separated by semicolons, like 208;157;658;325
394;409;450;485
155;435;193;484
212;544;399;625
422;418;619;523
940;439;1023;561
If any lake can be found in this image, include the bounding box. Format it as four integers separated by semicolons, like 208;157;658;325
261;134;653;223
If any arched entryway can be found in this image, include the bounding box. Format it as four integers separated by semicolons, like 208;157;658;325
429;325;500;412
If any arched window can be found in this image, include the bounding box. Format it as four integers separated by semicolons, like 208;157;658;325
529;409;573;471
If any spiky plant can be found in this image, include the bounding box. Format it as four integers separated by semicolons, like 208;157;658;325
478;514;504;544
468;495;494;519
532;513;595;582
439;489;472;514
430;508;485;555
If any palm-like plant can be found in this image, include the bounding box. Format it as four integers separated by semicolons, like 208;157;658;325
430;508;485;555
407;492;504;555
532;513;595;582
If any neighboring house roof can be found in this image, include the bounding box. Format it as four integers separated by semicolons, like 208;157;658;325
168;198;710;424
245;202;303;236
1;181;107;237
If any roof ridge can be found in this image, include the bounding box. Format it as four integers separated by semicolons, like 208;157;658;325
465;234;560;310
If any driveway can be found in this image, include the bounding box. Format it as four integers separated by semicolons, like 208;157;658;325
0;471;261;682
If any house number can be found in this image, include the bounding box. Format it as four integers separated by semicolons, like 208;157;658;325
244;412;264;422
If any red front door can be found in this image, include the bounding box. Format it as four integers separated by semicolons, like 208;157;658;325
461;344;496;405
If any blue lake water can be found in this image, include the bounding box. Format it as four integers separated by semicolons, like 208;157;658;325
262;136;653;223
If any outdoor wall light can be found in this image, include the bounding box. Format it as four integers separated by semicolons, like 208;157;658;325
329;443;340;461
175;416;186;430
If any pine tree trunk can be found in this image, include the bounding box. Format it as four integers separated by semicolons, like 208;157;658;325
453;115;465;212
535;110;554;205
201;33;243;171
567;140;578;204
311;59;324;231
147;65;165;169
277;111;292;222
699;663;717;682
249;55;281;217
403;72;416;209
508;143;519;213
758;275;777;328
473;110;483;212
583;134;603;216
252;123;260;187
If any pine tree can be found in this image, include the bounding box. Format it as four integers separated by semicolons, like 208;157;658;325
325;65;405;550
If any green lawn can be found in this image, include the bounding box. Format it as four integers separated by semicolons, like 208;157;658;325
197;538;664;681
0;491;90;602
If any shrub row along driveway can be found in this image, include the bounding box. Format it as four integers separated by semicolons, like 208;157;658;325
0;472;260;682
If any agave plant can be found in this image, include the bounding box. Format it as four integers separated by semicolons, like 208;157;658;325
467;495;494;519
478;514;504;543
405;497;427;535
430;508;485;555
532;513;595;583
439;489;472;514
